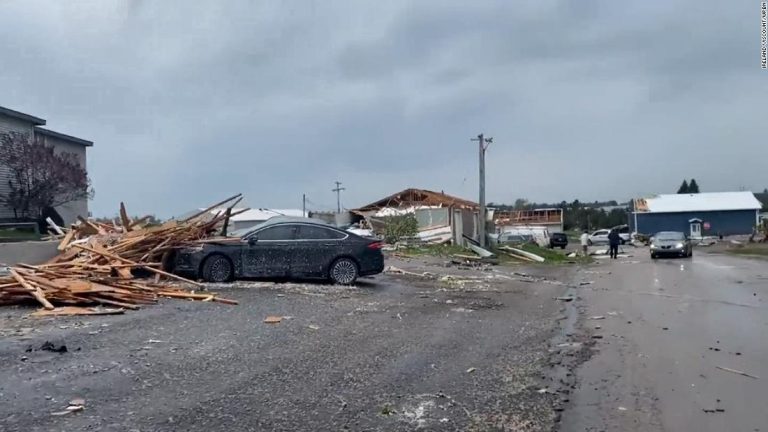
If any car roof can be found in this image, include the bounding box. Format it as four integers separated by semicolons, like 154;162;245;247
258;216;331;228
230;216;334;237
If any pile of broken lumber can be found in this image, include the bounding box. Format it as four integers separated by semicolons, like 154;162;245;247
0;194;247;316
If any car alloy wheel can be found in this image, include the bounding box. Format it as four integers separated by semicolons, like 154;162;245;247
203;255;232;283
330;258;358;285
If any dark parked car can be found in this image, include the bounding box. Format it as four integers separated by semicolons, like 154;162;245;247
172;217;385;284
650;231;692;259
549;232;568;249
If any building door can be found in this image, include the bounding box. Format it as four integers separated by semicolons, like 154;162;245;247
690;221;702;238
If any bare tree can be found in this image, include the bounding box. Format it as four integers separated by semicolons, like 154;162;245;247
0;132;93;220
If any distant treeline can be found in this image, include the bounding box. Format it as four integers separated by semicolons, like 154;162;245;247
489;199;630;231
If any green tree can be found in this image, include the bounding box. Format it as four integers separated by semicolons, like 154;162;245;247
0;132;93;220
383;214;418;243
677;180;689;194
688;179;700;193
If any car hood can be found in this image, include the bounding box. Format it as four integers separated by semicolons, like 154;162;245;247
653;239;685;246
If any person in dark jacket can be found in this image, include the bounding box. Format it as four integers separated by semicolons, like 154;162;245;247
608;228;621;259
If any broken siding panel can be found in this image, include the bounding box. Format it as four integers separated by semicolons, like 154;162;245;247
0;116;36;219
414;208;449;229
460;209;477;242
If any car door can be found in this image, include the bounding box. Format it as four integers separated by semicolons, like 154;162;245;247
591;230;609;244
292;224;348;277
242;224;297;277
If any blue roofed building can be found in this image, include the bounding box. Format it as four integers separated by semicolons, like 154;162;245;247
630;192;762;238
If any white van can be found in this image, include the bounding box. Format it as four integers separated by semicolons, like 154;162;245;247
496;226;550;248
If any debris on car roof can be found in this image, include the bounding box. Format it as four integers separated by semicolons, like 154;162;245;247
0;194;244;315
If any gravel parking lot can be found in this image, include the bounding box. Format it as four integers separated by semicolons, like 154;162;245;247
0;257;583;432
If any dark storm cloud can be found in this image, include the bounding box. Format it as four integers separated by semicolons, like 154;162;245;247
0;0;764;217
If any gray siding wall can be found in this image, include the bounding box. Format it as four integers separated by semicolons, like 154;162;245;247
42;135;89;225
632;210;759;236
0;114;89;225
0;115;35;219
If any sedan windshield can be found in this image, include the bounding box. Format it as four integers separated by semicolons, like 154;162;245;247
655;232;684;240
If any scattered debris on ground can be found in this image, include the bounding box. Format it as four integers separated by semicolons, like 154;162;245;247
51;398;86;416
0;195;243;315
384;266;436;279
498;245;546;262
30;341;68;354
715;365;759;379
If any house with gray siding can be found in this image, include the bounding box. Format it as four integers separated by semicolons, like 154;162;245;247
0;105;93;225
630;192;762;238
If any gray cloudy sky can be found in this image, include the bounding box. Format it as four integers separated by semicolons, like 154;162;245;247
1;0;765;217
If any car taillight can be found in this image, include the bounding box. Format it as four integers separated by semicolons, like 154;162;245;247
367;242;384;250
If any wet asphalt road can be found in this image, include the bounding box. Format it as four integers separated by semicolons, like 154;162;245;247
562;249;768;432
0;260;574;432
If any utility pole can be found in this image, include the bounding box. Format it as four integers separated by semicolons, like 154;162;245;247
332;181;345;213
471;133;493;247
302;193;306;217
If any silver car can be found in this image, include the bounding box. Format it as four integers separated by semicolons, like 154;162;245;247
650;231;693;259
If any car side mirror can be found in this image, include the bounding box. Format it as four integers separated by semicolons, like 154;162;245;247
247;236;258;244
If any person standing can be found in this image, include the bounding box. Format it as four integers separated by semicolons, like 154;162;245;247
608;228;621;259
580;230;590;256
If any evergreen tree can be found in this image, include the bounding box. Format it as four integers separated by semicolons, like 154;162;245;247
677;180;690;194
688;179;700;193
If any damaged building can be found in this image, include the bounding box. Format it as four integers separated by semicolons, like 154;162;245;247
492;208;564;233
352;188;479;244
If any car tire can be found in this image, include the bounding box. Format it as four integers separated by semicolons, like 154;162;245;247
329;258;359;285
588;240;593;246
201;254;233;283
561;245;566;250
651;253;657;259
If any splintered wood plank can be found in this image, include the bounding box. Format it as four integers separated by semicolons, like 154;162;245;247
183;193;242;222
72;244;203;287
45;247;81;265
57;229;76;251
76;216;101;235
86;296;141;310
30;306;125;317
8;269;55;310
112;261;133;280
128;215;150;229
156;291;238;305
119;202;132;232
